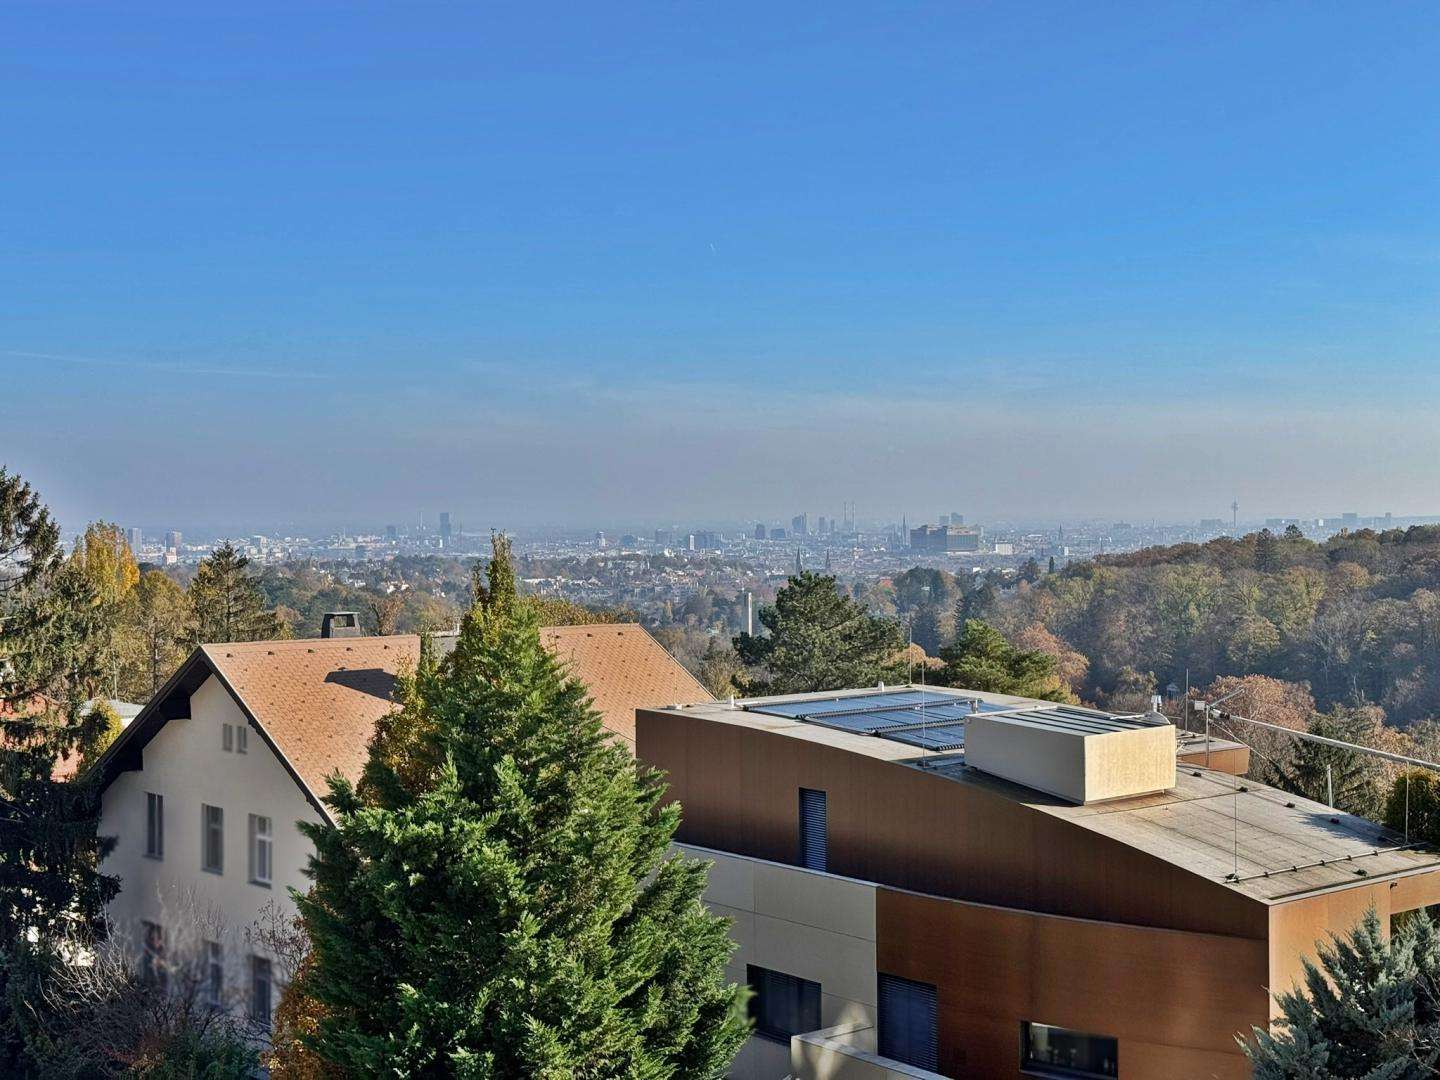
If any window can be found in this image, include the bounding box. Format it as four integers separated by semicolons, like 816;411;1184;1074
878;973;938;1072
1021;1022;1118;1079
251;956;273;1028
202;804;224;873
235;724;248;754
205;941;223;1009
145;792;164;859
141;921;166;989
798;788;828;871
222;723;233;752
249;814;273;886
747;965;820;1042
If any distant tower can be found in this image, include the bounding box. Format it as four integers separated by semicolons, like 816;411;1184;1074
745;591;754;636
439;512;452;547
1231;500;1239;534
824;548;832;571
902;515;908;543
795;549;802;576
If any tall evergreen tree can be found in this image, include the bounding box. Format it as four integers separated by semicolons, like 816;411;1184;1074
294;535;747;1078
1265;708;1384;819
188;541;283;644
0;468;118;1074
1244;907;1440;1078
733;571;904;695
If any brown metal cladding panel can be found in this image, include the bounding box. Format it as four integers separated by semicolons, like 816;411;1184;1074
642;710;1269;940
876;887;1267;1079
1267;883;1393;1009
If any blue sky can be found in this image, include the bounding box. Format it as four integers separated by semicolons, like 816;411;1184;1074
5;3;1440;531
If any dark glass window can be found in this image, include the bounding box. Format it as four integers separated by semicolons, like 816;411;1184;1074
202;804;224;873
251;956;273;1028
798;788;828;871
1021;1021;1118;1079
747;965;821;1042
878;973;938;1071
145;792;164;858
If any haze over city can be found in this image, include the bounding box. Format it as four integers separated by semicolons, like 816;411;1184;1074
8;3;1440;531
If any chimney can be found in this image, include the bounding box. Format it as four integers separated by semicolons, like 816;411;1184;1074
320;611;362;639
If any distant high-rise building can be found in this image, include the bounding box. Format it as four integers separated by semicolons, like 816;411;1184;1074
595;530;607;549
753;523;767;541
654;528;675;546
439;512;452;546
910;524;982;553
1343;512;1359;527
769;528;787;541
385;524;398;541
791;513;809;537
164;530;182;552
686;533;696;551
126;527;143;551
951;512;964;526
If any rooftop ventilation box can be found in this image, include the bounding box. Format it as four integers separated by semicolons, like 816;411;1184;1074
965;711;1176;804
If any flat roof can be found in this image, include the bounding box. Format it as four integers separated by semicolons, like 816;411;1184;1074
655;686;1440;905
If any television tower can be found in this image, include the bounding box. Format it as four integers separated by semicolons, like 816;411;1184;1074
1231;500;1239;534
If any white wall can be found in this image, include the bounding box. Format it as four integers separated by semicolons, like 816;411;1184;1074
679;843;879;1080
100;674;323;1005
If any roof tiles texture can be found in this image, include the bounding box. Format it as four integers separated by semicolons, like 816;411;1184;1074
203;624;709;800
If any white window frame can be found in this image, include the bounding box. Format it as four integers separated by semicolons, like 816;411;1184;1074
248;813;273;886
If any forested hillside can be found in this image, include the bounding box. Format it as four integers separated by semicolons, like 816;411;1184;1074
982;526;1440;725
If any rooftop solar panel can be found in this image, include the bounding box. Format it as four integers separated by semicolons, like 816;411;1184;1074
884;723;968;751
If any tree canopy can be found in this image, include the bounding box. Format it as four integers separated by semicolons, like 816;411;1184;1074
936;620;1074;702
733;571;904;695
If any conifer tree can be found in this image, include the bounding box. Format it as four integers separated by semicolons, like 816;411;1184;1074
733;570;905;694
0;468;117;1073
937;619;1073;702
1244;907;1440;1078
294;534;747;1078
188;541;283;644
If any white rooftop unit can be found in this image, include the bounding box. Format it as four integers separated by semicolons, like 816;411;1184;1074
965;707;1176;804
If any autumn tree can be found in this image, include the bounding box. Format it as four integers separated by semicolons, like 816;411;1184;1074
116;570;192;702
734;571;905;695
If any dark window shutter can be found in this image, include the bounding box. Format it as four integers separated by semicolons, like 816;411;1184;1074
879;973;939;1072
799;788;828;871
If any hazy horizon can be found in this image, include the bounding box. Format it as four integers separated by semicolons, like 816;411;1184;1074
7;4;1440;531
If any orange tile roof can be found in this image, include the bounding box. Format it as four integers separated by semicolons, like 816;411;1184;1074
199;625;710;803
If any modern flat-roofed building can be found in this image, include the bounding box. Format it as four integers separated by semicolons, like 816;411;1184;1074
909;524;981;553
637;686;1440;1080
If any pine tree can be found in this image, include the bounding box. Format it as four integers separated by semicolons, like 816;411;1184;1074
1265;708;1383;819
0;468;118;1073
937;619;1073;702
1244;907;1440;1078
293;535;748;1078
733;571;905;695
188;541;283;644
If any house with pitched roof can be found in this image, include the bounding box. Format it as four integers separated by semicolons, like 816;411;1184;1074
90;623;709;1026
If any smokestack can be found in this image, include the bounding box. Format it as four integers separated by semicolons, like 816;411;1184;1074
745;591;753;636
320;612;362;639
